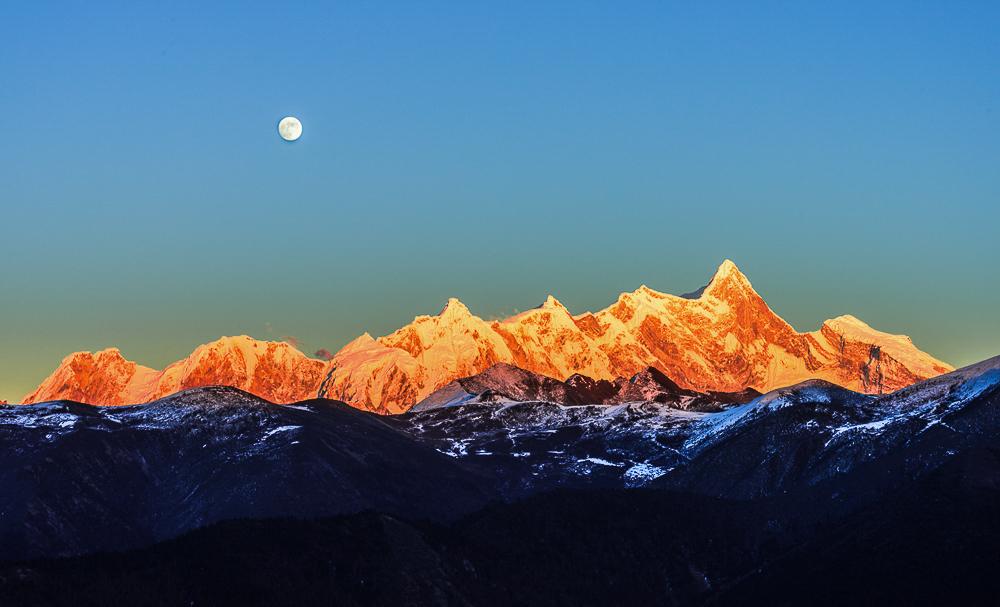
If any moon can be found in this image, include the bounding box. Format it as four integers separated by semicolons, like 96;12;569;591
278;116;302;141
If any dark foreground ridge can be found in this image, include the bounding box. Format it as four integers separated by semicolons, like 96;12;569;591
1;357;999;604
3;465;1000;606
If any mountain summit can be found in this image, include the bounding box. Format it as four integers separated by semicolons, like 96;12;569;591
23;261;953;412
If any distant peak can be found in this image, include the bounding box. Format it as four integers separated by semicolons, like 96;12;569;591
337;333;378;356
208;335;253;346
703;259;755;298
679;260;752;300
712;259;747;282
824;315;897;340
717;258;739;274
540;294;567;311
632;284;666;299
348;332;376;345
440;297;471;318
829;314;870;328
64;347;125;363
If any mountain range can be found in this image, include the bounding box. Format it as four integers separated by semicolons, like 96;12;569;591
3;354;999;604
6;354;998;559
22;260;952;413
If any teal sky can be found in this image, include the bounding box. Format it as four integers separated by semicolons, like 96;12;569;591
2;1;998;401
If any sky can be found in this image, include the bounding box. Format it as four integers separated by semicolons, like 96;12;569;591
1;1;998;401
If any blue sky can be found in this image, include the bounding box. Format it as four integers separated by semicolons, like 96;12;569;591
1;1;998;400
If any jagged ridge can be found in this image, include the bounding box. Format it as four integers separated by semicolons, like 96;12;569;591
411;363;759;412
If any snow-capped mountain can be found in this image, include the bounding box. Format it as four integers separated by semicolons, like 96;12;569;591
23;260;952;411
22;337;327;407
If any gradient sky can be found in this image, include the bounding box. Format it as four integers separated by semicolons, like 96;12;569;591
2;1;999;401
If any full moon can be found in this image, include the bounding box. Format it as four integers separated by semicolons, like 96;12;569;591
278;116;302;141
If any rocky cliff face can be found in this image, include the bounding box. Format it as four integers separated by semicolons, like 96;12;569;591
23;261;953;411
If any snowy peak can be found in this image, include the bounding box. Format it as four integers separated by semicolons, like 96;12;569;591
439;297;472;319
825;314;886;336
23;348;158;406
701;259;759;301
25;337;327;406
714;258;742;279
337;332;378;355
153;335;328;405
813;314;953;389
540;294;568;312
632;285;667;300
